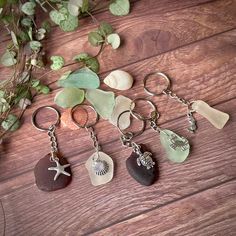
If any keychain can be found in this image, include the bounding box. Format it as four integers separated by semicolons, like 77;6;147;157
71;104;114;186
143;72;229;132
129;98;190;163
32;106;72;191
117;110;158;186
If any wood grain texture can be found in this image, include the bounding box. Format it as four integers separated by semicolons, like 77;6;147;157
92;180;236;236
0;99;235;235
0;29;235;185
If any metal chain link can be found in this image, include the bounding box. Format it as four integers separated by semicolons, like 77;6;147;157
150;119;161;133
86;127;101;153
47;125;58;161
163;89;190;106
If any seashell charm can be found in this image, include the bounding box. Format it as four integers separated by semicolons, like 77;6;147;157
104;70;134;90
92;159;109;176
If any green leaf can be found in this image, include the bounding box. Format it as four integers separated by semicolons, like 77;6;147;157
21;2;36;16
41;20;51;32
59;14;79;32
18;31;30;42
39;85;50;94
31;79;40;88
29;41;42;52
49;10;66;25
0;50;17;67
81;0;89;13
73;53;99;73
1;114;21;131
54;88;84;108
98;22;113;37
21;17;32;27
88;31;104;47
10;31;18;48
68;0;82;16
109;0;130;16
50;55;64;70
58;67;100;89
107;33;121;49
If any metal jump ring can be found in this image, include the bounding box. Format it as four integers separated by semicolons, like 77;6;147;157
71;104;99;128
143;71;171;96
130;98;160;121
32;106;60;132
117;110;145;137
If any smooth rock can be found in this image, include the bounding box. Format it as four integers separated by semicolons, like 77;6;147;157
109;95;133;130
34;153;72;191
85;89;115;119
104;70;134;90
126;144;158;186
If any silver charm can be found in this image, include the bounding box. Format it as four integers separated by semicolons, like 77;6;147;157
137;151;155;170
92;159;109;176
187;111;197;133
48;159;71;181
168;134;189;151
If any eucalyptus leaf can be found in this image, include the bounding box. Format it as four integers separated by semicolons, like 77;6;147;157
29;41;42;52
58;67;100;89
21;2;36;16
49;10;66;25
73;53;99;73
98;22;113;36
88;31;104;47
59;14;79;32
54;87;84;108
1;114;20;131
21;17;32;27
109;0;130;16
107;33;121;49
0;50;17;67
50;56;64;70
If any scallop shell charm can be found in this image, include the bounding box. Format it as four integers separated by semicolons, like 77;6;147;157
85;151;114;186
92;159;109;176
104;70;134;90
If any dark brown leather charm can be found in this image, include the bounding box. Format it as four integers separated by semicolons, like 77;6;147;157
126;144;158;186
34;153;72;191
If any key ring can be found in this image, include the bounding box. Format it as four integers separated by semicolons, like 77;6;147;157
71;104;99;128
32;106;60;132
143;71;171;96
117;110;146;137
129;98;160;121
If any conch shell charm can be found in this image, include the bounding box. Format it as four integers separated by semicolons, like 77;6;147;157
104;70;134;90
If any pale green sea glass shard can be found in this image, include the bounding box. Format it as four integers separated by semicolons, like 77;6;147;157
160;129;190;163
85;89;115;119
58;67;100;89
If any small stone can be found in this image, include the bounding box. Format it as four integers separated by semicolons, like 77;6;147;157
126;144;158;186
34;153;72;191
61;108;88;130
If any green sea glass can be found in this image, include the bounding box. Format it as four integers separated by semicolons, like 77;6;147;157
160;129;190;163
58;67;100;89
85;89;115;119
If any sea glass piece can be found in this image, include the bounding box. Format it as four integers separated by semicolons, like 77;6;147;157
109;95;133;129
61;108;88;130
160;129;190;163
57;67;100;89
85;89;115;119
85;152;114;186
34;153;72;191
191;100;229;129
126;144;158;186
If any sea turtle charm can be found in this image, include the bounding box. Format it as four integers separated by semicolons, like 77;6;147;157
136;151;155;170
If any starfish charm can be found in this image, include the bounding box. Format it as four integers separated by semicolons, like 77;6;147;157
48;159;71;181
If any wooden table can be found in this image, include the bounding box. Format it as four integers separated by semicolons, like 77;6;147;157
0;0;236;235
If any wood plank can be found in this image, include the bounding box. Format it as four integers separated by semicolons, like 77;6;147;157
91;180;236;236
0;99;235;235
0;29;235;183
1;0;236;77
